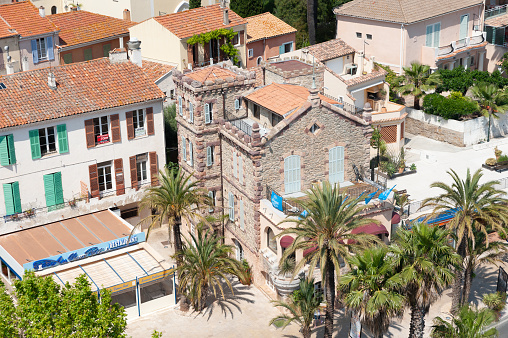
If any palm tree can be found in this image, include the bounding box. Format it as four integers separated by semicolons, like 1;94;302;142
339;246;405;338
431;306;497;338
421;168;508;313
269;278;322;338
390;223;461;338
395;62;441;110
462;231;507;305
306;0;317;45
278;182;379;338
175;226;244;311
470;82;508;142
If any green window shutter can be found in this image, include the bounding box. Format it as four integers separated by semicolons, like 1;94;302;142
0;136;8;165
53;172;64;205
11;181;21;213
84;48;92;61
7;134;15;164
63;53;73;64
3;183;14;215
43;174;56;207
29;129;41;159
103;44;111;57
57;124;69;153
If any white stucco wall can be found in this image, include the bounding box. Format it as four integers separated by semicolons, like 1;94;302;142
0;99;165;234
325;57;343;74
19;32;60;71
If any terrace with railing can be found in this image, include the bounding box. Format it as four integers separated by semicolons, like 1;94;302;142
224;109;270;137
486;4;508;19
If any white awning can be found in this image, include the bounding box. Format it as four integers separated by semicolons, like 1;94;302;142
349;80;385;94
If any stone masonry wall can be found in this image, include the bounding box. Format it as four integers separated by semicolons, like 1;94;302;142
405;117;465;147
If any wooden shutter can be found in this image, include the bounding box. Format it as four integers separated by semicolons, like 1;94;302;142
31;39;38;64
114;158;125;195
56;124;69;153
149;151;158;186
400;122;405;140
233;151;237;178
189;103;194;123
89;164;100;199
284;155;301;194
6;134;15;164
46;36;55;61
187;44;193;66
189;142;193;166
433;23;440;48
204;42;210;61
43;174;56;207
204;103;211;124
11;181;21;213
207;146;212;166
0;136;8;165
85;119;95;148
130;156;138;191
54;172;64;205
110;114;121;143
29;129;41;159
239;30;245;45
239;156;243;184
126;111;134;140
460;15;469;40
146;107;154;135
329;146;344;185
425;25;433;47
3;183;14;215
229;192;234;221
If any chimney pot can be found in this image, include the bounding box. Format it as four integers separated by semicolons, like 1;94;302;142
223;8;229;25
123;9;131;21
39;6;45;17
48;72;56;90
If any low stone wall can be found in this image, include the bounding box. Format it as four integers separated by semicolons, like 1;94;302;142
405;111;465;147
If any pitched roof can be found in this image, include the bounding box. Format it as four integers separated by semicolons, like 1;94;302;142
334;0;484;24
0;1;58;37
0;58;164;130
245;12;296;43
152;4;246;39
185;66;236;82
306;39;355;62
485;13;508;28
0;15;16;39
245;83;336;117
48;11;135;48
141;60;175;83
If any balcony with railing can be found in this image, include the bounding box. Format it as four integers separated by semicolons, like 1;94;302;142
422;32;487;67
224;109;270;137
485;4;508;19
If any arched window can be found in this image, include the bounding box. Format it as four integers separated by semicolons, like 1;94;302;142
235;240;244;261
267;228;277;253
256;56;263;66
284;155;301;194
329;146;345;185
51;6;57;14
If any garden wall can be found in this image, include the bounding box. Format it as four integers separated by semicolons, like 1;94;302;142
406;108;508;147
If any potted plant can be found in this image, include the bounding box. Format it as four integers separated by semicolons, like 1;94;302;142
410;163;417;171
386;162;397;178
486;158;497;167
68;198;77;208
398;160;405;174
23;208;34;217
238;259;253;286
495;146;502;161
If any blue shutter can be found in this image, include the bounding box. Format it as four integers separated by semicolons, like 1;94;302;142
29;129;41;159
189;141;193;166
43;174;56;207
235;99;240;110
279;45;284;54
11;181;21;213
460;15;469;40
7;134;15;164
31;40;38;64
425;25;433;47
284;155;301;194
57;124;69;153
189;102;194;123
204;103;211;124
53;172;64;205
229;192;235;221
178;96;183;116
329;146;344;185
46;36;55;61
433;23;441;47
207;146;212;166
239;199;244;229
0;136;8;166
181;137;186;161
3;183;14;215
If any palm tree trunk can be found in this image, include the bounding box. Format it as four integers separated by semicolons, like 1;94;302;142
451;237;466;315
488;111;492;142
302;325;311;338
408;302;425;338
324;257;335;338
199;284;208;312
174;216;190;311
414;95;421;110
306;0;317;45
461;264;473;307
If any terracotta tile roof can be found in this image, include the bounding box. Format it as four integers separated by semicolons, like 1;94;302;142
245;83;333;116
141;60;175;83
436;41;488;61
306;39;355;62
271;60;312;72
334;0;483;24
152;4;246;39
343;68;387;87
185;66;236;82
0;15;16;39
0;58;164;130
245;12;296;43
373;112;407;123
0;1;58;37
48;11;136;48
486;13;508;28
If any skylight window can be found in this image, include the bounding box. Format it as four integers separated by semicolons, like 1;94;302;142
0;83;6;89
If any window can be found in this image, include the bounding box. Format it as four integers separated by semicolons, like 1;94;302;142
470;56;475;66
267;228;276;253
329;146;345;185
279;42;293;54
239;199;244;230
284;155;301;194
272;113;283;126
256;56;263;66
102;44;111;57
238;155;243;184
181;137;186;161
310;123;320;134
84;48;93;61
178;96;183;116
356;32;362;38
207;146;214;166
29;124;68;159
235;98;241;110
38;127;57;156
204;103;212;124
43;172;64;210
36;38;47;60
169;89;175;99
63;53;73;64
208;190;215;212
51;5;57;14
97;161;113;192
235;240;243;261
0;134;16;165
189;102;194;123
253;104;260;119
136;154;148;184
3;182;21;215
366;34;372;40
228;192;235;221
133;109;145;137
188;140;193;166
232;32;240;46
425;23;441;47
31;37;54;63
93;116;109;144
248;49;253;58
460;14;469;40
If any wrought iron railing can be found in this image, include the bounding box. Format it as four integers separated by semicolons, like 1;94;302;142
486;4;508;19
265;185;304;216
230;119;252;135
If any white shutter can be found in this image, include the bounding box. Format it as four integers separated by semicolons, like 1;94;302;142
239;155;243;184
329;146;345;185
208;190;214;212
284;155;301;194
235;99;240;110
233;151;237;178
459;15;468;40
204;103;211;124
433;23;441;47
229;192;235;221
207;146;213;166
181;137;186;161
178;96;183;116
239;199;244;230
189;102;194;123
189;141;193;166
425;25;433;47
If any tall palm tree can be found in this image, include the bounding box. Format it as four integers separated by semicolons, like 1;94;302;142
395;62;441;110
431;306;498;338
421;168;508;313
390;223;461;338
339;246;405;338
470;82;508;142
175;226;244;311
269;278;322;338
461;231;507;305
306;0;317;45
278;182;378;338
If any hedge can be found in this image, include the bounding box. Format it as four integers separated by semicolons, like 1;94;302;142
422;93;479;120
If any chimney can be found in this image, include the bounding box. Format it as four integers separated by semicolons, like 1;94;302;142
109;48;128;63
6;61;13;75
119;37;124;49
223;8;229;25
70;6;78;11
123;9;131;21
126;37;142;67
39;6;45;17
358;52;364;75
48;72;57;90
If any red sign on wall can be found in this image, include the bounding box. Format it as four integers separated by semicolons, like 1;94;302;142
97;134;109;144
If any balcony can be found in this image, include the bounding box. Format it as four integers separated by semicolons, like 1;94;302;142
485;4;508;19
422;33;487;67
224;110;270;137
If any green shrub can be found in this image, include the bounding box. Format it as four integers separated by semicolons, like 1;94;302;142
483;292;507;314
498;155;508;163
486;158;497;166
437;68;508;94
422;93;478;120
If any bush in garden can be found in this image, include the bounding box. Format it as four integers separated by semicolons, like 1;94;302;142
422;93;478;120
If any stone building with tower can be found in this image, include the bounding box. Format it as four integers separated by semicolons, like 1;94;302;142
174;62;394;297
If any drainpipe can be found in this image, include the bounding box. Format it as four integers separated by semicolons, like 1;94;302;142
400;24;404;74
220;89;226;243
263;37;266;61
